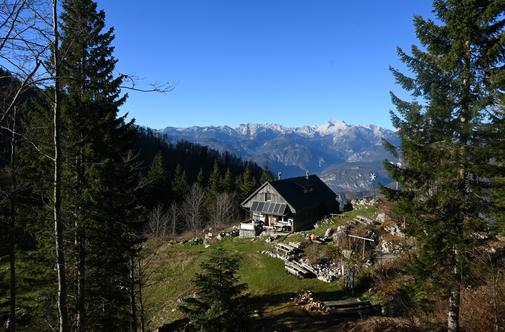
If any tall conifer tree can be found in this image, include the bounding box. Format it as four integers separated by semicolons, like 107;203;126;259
384;1;505;330
238;166;256;200
208;161;221;201
196;168;206;187
146;152;169;209
222;168;234;193
172;164;189;200
58;0;144;329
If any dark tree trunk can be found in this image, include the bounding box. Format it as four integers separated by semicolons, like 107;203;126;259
74;223;85;332
129;254;138;332
137;260;146;332
8;107;17;332
74;151;85;332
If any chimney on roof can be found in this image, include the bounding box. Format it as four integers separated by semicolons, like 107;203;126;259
305;170;309;180
277;172;282;180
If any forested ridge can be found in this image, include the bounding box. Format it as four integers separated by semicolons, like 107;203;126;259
0;0;266;330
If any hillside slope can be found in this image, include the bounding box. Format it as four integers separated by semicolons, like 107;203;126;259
142;207;379;331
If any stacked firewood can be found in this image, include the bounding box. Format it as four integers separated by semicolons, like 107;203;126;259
292;291;329;313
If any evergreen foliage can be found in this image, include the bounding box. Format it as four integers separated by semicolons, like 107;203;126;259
238;166;257;200
384;1;505;330
0;1;267;329
133;128;264;192
146;152;169;208
196;168;205;187
260;164;273;184
57;0;145;328
179;247;248;332
207;161;221;201
221;168;234;193
171;164;189;201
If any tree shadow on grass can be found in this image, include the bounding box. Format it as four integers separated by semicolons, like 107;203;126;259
158;289;374;331
245;289;368;332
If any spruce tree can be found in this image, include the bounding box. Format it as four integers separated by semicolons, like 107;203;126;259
384;1;505;330
238;167;256;200
179;247;248;332
208;161;221;201
146;152;169;209
172;164;189;200
7;83;63;330
259;164;272;184
221;168;234;193
196;168;206;187
54;0;146;328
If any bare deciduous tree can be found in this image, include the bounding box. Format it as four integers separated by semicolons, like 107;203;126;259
146;204;170;238
168;202;179;236
208;192;237;227
0;0;50;126
182;183;206;230
51;1;68;331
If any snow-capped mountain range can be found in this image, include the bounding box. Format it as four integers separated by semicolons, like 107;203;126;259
159;120;399;192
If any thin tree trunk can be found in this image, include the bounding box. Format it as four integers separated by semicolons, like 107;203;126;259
52;1;69;330
129;254;138;332
171;204;177;235
75;150;85;331
447;249;461;332
8;107;17;332
75;220;85;332
491;256;499;332
75;37;87;332
447;284;460;332
447;39;470;332
137;260;146;332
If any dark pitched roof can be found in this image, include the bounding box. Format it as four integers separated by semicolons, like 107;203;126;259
241;175;337;213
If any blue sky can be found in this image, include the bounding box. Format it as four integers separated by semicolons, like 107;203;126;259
99;1;434;130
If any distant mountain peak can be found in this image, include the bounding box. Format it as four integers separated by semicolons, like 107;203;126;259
327;119;348;127
314;119;349;134
159;120;399;192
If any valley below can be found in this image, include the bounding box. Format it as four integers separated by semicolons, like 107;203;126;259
159;120;399;193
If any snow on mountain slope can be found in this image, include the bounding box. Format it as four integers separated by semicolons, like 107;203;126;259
159;120;399;192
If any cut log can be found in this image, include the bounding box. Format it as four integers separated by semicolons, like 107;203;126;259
284;261;315;278
322;299;371;309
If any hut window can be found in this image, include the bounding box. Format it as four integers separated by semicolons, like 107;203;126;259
303;186;314;193
265;193;272;201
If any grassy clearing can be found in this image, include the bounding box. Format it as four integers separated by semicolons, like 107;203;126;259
143;207;377;329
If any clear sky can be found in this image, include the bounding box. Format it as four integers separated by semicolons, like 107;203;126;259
98;1;434;130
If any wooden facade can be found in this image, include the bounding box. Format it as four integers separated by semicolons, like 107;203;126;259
240;175;338;232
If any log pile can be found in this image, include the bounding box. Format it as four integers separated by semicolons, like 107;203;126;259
285;260;315;278
275;242;302;258
292;291;329;313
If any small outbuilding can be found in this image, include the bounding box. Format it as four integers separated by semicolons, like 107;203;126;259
240;174;338;234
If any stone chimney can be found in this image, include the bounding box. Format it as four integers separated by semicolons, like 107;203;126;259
305;170;309;180
277;172;282;180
